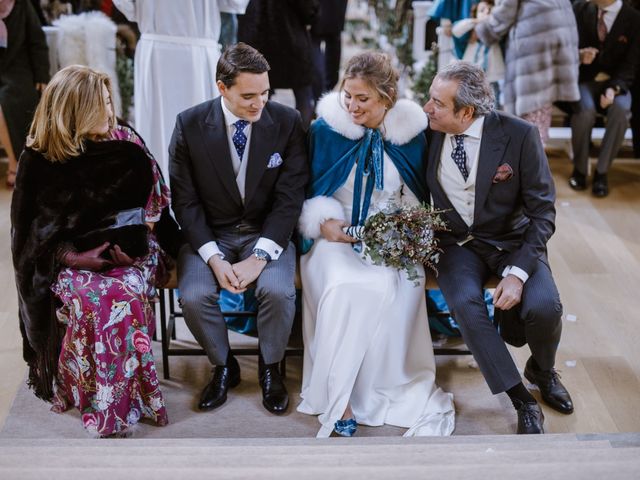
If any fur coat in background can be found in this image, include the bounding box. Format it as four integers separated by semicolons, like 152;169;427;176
475;0;580;116
53;11;122;116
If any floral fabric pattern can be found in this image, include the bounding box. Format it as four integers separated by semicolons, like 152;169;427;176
50;126;170;436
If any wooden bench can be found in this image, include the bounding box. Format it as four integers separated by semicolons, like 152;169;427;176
547;126;634;162
156;268;499;380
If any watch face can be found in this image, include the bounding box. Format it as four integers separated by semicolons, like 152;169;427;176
253;249;270;261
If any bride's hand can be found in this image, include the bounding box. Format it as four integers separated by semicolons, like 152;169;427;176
320;219;357;243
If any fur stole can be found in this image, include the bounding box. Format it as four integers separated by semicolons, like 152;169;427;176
11;139;154;401
315;92;428;145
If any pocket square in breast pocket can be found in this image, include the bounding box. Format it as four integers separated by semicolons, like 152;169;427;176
492;163;514;183
267;152;283;169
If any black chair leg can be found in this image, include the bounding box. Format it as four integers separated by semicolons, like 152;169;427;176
158;288;171;380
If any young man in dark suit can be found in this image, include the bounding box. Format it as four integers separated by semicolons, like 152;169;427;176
169;43;308;414
570;0;640;196
423;62;573;434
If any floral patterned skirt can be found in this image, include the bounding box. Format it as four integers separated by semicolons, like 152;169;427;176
50;239;168;436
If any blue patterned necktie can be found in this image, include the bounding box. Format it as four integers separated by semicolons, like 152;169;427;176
232;119;249;160
452;134;469;181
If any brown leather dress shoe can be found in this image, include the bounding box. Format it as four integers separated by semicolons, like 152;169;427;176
514;399;544;434
524;357;574;414
198;354;241;411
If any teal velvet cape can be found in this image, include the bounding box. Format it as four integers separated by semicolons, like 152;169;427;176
301;117;429;253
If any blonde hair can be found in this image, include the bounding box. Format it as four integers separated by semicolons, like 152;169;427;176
340;52;399;109
26;65;117;162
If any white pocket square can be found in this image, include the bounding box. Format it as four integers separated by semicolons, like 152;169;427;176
267;153;283;169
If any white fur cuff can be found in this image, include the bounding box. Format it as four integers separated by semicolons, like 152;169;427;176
298;196;346;239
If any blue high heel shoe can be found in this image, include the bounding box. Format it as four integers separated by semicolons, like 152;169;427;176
334;418;357;437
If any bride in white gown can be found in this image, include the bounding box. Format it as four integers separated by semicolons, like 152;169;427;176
297;52;455;438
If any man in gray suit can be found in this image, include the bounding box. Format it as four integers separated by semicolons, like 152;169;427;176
423;62;573;434
169;43;308;414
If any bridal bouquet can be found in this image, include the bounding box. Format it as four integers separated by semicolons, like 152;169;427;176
345;204;449;286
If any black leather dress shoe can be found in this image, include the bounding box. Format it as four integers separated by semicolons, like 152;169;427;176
524;357;574;414
198;355;241;411
259;363;289;414
592;171;609;197
568;168;587;191
514;399;544;434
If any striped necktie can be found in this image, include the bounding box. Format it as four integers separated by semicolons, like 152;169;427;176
597;8;607;43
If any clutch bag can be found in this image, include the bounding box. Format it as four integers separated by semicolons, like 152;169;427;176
74;207;149;259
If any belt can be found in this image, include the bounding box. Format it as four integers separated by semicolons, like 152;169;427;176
140;33;220;49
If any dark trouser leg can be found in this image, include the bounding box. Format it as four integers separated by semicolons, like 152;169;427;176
177;244;229;366
596;91;632;174
436;244;521;394
323;33;342;92
293;85;314;128
311;36;326;102
239;241;297;365
519;259;563;371
571;82;598;176
632;77;640;158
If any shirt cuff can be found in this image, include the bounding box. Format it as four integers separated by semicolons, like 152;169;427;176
254;237;284;260
502;265;529;284
198;241;225;263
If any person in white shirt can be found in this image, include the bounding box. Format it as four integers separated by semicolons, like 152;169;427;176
423;62;573;435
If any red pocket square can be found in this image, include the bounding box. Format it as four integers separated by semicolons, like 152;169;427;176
492;163;514;183
618;35;628;44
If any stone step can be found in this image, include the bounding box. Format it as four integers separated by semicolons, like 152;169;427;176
1;444;637;469
0;432;620;448
2;459;639;480
0;439;614;459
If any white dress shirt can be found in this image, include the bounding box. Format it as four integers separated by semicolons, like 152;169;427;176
197;99;284;264
437;116;529;283
600;0;623;32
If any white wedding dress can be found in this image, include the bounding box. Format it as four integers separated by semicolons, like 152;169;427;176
297;154;456;438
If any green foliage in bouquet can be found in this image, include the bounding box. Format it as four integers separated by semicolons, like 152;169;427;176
361;203;449;286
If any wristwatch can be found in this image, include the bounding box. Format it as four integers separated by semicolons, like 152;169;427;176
252;248;271;262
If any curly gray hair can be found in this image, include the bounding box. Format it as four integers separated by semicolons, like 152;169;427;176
436;61;495;117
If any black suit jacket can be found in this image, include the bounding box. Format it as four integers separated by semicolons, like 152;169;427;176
425;111;556;276
169;97;308;252
573;0;640;93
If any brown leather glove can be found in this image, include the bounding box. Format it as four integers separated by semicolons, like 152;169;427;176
108;244;135;267
57;242;112;271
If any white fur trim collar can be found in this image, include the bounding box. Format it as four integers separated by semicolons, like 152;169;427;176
315;92;428;145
